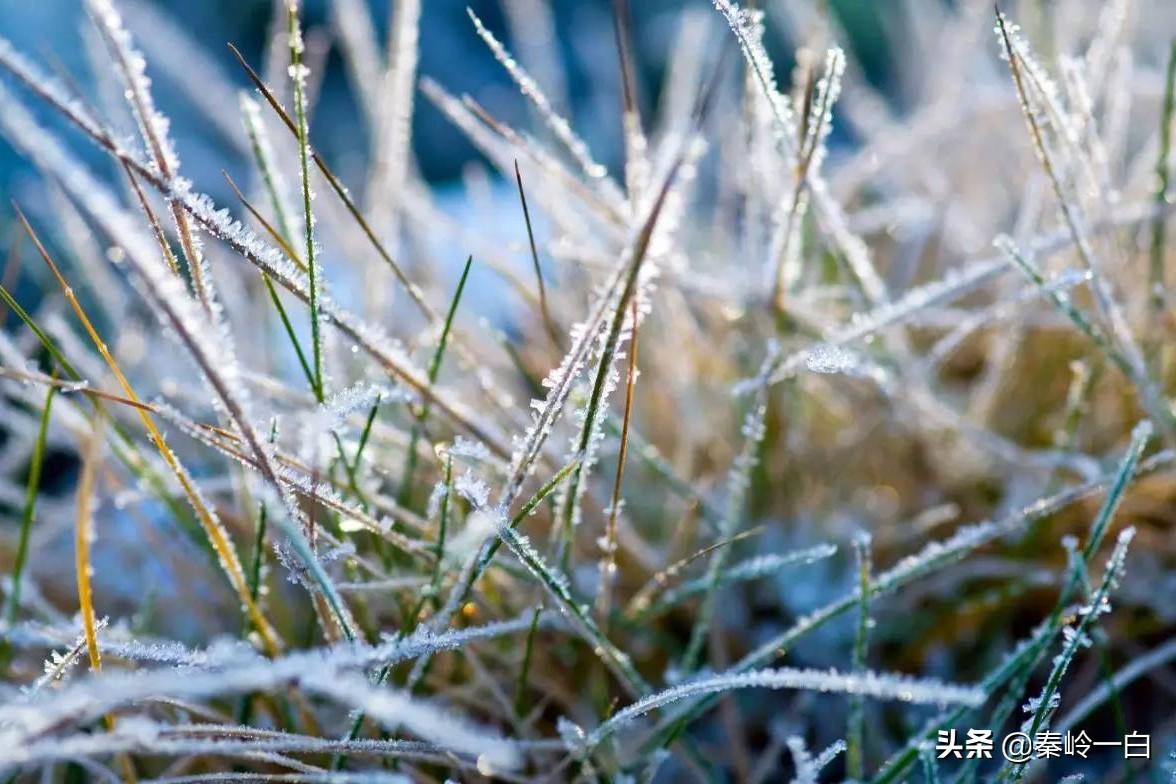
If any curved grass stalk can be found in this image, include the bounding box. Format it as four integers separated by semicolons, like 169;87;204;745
2;97;356;643
629;544;837;622
582;666;985;752
15;208;283;657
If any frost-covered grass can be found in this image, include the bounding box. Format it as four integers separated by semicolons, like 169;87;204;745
0;0;1175;781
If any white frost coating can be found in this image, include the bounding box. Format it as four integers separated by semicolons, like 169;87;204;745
468;9;616;192
713;1;886;303
803;344;889;385
418;76;628;240
923;269;1091;369
426;479;449;523
994;14;1082;153
87;0;216;309
0;37;108;142
583;666;985;747
454;470;491;509
558;138;704;532
1012;528;1136;779
492;515;647;694
299;671;522;771
29;619;108;694
501;224;644;504
641;544;838;616
810;739;847;778
86;0;179;175
0;612;546;756
769;47;846;292
766;256;1012;386
449;435;492;462
721;449;1174;685
0;80;364;638
443;509;498;566
297;381;396;461
711;1;799;163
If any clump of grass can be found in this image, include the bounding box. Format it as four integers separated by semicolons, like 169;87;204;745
0;1;1175;782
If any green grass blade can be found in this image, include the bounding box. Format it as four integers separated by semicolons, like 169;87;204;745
286;2;323;403
399;255;472;507
1150;38;1176;363
3;382;55;624
847;533;872;780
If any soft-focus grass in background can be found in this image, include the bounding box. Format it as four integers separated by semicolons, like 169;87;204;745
0;0;1175;782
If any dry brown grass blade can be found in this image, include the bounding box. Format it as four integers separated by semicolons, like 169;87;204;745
222;170;306;269
75;414;104;676
0;365;155;413
0;226;23;323
121;158;181;276
597;296;639;625
625;526;766;619
74;412;138;783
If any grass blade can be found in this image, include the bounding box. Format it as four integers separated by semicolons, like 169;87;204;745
3;382;56;625
846;533;872;780
514;160;559;346
286;0;323;402
399;254;472;508
1149;38;1176;364
15;207;283;656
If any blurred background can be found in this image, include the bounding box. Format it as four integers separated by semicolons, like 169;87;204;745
0;0;893;197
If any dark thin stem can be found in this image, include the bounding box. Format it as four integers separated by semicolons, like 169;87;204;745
513;160;559;347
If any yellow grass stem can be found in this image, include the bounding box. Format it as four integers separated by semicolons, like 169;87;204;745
17;209;282;657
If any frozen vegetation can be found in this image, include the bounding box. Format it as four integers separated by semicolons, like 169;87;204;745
0;0;1174;781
